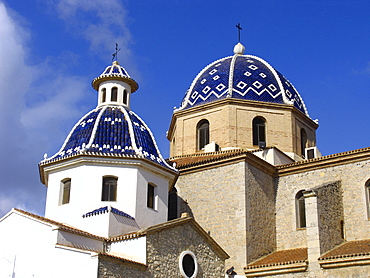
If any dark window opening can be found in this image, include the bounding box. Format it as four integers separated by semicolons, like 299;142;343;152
147;183;155;209
306;149;315;159
366;180;370;219
111;87;118;102
123;89;128;105
197;120;209;150
301;128;307;157
296;190;306;229
253;117;266;146
168;187;178;220
61;179;71;205
182;254;195;277
102;88;106;103
102;176;117;201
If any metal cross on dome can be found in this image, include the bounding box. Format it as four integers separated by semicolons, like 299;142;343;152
112;43;121;62
236;23;242;42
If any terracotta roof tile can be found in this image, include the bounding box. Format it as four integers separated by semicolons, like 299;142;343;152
169;149;248;169
109;231;142;242
319;239;370;260
246;248;308;269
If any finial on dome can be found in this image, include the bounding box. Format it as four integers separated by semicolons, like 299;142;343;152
233;42;245;55
236;23;242;42
234;23;245;54
112;43;121;62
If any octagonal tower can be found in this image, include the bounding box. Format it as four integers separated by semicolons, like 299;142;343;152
168;43;318;161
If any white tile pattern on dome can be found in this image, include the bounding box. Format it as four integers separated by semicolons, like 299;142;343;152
176;48;309;118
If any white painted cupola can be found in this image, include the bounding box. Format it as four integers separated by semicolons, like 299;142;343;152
39;60;178;238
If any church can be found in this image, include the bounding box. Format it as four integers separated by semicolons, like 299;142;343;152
0;39;370;277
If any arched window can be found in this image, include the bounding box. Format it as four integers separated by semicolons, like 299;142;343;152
102;176;118;201
111;87;118;102
123;89;128;105
60;178;71;205
101;88;106;103
197;120;209;150
253;117;266;147
301;128;307;157
296;190;306;229
168;187;178;220
365;179;370;219
147;183;157;209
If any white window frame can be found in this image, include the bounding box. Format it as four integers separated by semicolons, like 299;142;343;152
179;251;198;278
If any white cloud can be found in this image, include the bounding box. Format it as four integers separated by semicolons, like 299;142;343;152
0;0;135;217
0;2;89;217
53;0;132;58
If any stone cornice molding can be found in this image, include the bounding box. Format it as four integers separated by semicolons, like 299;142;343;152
319;255;370;269
277;147;370;176
244;261;308;277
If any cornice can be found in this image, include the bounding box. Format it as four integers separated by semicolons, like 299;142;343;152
244;261;308;277
277;147;370;176
319;255;370;269
39;152;178;185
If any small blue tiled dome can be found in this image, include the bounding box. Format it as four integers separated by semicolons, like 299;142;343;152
45;106;174;170
43;61;174;172
177;43;309;117
92;61;138;93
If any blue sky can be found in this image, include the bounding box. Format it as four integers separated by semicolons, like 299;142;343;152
0;0;369;217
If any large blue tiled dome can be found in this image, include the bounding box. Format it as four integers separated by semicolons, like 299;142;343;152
177;43;309;117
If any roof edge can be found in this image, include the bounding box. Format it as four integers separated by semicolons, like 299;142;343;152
139;216;229;260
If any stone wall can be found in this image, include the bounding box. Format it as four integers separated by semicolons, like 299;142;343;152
98;256;149;278
276;159;370;251
315;181;344;254
146;222;225;278
245;163;276;263
175;159;277;274
175;161;247;275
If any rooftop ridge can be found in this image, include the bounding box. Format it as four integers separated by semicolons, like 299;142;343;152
277;146;370;169
12;208;108;241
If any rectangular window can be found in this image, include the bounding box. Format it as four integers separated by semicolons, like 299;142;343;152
306;149;315;159
111;87;118;102
147;183;155;209
102;177;117;201
60;179;71;205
